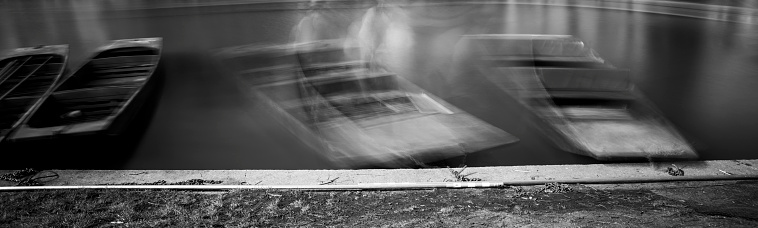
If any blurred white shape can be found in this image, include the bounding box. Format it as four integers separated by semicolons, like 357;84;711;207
216;39;519;168
462;34;697;161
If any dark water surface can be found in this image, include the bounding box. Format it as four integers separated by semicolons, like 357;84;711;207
1;1;757;169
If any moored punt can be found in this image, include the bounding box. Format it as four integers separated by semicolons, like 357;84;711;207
0;45;68;143
217;40;518;168
463;34;696;161
9;38;162;141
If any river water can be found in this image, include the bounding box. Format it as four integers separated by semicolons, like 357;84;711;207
1;1;757;169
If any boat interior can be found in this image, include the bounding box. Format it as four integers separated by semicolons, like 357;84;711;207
257;68;422;126
291;43;437;123
26;47;159;128
0;54;65;135
472;37;639;123
239;43;448;128
308;72;420;122
535;67;640;120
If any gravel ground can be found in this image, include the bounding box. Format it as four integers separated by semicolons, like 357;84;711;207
2;180;757;227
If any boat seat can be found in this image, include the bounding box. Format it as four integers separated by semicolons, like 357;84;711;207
26;87;137;127
539;68;633;92
532;39;596;58
560;107;635;120
546;90;637;100
94;65;153;74
94;71;150;79
85;77;147;87
90;55;157;68
52;87;136;100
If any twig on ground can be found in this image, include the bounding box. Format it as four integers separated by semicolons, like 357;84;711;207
319;177;339;185
446;166;482;182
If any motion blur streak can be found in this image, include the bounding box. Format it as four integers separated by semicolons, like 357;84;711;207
220;1;518;168
0;0;756;169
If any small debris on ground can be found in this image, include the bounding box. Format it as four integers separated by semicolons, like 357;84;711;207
665;164;684;176
733;160;752;166
109;179;223;185
319;177;339;185
0;168;59;186
446;166;482;182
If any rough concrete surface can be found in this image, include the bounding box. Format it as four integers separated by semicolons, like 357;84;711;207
2;159;755;186
2;160;758;227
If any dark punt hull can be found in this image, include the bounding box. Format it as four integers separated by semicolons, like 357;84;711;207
10;38;162;141
0;45;68;143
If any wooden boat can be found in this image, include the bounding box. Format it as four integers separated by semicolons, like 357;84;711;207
10;38;162;141
463;34;697;161
0;45;68;142
217;39;518;168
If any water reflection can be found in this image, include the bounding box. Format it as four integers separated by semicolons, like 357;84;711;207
292;0;365;43
69;0;110;49
0;8;21;48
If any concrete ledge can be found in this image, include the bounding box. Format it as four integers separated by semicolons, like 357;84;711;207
2;159;757;187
